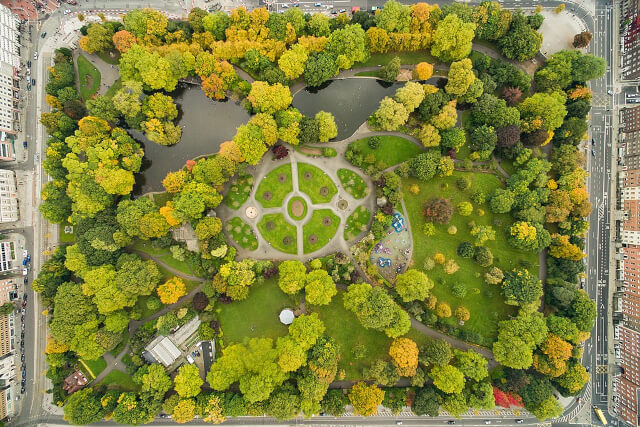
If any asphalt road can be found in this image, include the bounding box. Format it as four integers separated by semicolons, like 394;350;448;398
9;0;614;425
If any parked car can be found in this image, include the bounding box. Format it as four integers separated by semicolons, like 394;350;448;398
33;52;37;60
22;269;27;276
23;293;27;301
515;420;524;424
20;387;25;394
483;421;491;425
20;354;24;362
447;421;456;425
22;250;27;258
27;60;31;68
31;79;35;86
314;2;322;6
22;141;27;149
40;32;46;38
607;89;613;95
25;255;31;264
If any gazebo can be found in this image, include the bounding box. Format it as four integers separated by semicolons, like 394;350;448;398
279;308;295;325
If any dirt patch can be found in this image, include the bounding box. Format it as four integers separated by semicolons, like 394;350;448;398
299;146;323;155
262;191;273;201
319;187;329;197
322;217;333;227
303;171;313;181
85;74;94;89
397;69;413;81
277;174;287;183
282;236;293;246
308;234;318;244
266;221;275;231
338;199;348;210
291;200;305;217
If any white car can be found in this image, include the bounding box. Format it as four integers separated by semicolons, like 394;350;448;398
607;90;613;95
22;269;27;276
22;250;27;258
33;52;37;60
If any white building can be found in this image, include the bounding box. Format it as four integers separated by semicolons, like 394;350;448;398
0;170;17;223
0;239;17;273
0;62;18;140
0;5;20;70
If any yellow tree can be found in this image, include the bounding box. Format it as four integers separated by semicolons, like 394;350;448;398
278;44;308;80
414;62;433;80
157;277;187;304
389;338;419;377
348;382;385;416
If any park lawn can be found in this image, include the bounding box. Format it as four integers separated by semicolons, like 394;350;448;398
135;294;163;319
100;370;139;392
337;169;369;199
79;357;107;380
312;291;391;380
258;213;297;255
97;50;120;65
297;163;338;204
226;217;259;250
344;206;371;241
157;254;194;276
303;209;340;254
59;220;75;243
105;78;122;99
403;171;538;346
217;278;298;345
350;136;424;169
355;70;380;77
255;164;292;208
354;51;438;67
131;240;170;257
76;54;101;100
224;173;254;210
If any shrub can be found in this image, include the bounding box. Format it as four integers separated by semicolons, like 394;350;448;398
456;176;471;190
451;283;467;298
471;190;486;204
485;267;504;284
474;246;494;267
477;208;485;216
368;136;381;149
457;201;473;216
436;302;452;318
426;295;438;310
434;253;446;264
457;242;474;258
423;198;453;224
423;222;436;236
447;225;457;235
423;257;436;271
454;306;470;322
408;184;420;195
444;259;459;274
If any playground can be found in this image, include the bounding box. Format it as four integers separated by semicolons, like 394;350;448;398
370;212;412;282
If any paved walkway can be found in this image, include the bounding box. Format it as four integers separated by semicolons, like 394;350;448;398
89;253;205;386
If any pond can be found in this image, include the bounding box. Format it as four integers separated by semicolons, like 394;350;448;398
292;78;401;140
132;84;251;195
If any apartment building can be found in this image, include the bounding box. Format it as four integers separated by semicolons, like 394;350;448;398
0;238;17;274
620;0;640;80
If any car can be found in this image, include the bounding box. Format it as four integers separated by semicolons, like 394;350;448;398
31;79;35;86
20;339;23;346
22;269;27;276
339;8;346;12
26;255;31;264
20;387;24;394
607;89;613;95
484;421;491;425
27;60;31;68
21;370;26;379
282;4;288;8
580;277;586;288
22;250;27;258
23;293;27;301
592;148;596;157
20;308;25;316
22;141;27;149
20;331;24;339
515;420;524;424
330;10;337;14
314;2;322;5
23;278;27;285
26;84;30;91
447;421;456;425
591;137;595;145
396;422;403;426
33;52;37;60
40;32;46;38
586;366;590;372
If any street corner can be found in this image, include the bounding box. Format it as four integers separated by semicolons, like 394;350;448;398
539;10;587;57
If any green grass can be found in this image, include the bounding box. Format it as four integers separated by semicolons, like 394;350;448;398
100;370;139;391
226;217;259;250
217;278;298;345
79;357;107;380
131;240;170;257
297;163;338;204
344;206;371;241
135;294;163;319
224;173;254;210
76;54;101;100
355;70;380;77
287;196;308;221
157;254;194;276
302;209;340;254
499;159;516;177
338;169;369;199
258;213;298;254
97;50;120;65
59;221;75;243
105;78;122;99
403;171;538;345
349;136;424;169
152;192;174;208
354;51;438;68
255;164;293;208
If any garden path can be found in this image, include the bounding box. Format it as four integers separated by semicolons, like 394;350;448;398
89;253;205;387
72;50;119;96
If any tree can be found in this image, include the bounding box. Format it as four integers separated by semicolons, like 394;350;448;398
431;100;458;130
441;392;468;417
421;339;453;366
173;398;196;423
304;269;337;306
343;282;410;338
79;23;114;53
415;62;433;80
373;97;409;131
266;386;301;420
86;95;119;123
247;81;292;114
549;234;585;261
315;111;338;142
304;52;337;87
63;388;104;425
419;124;441;148
123;8;168;39
431;14;476;62
156;276;187;305
454;350;488;381
554;361;588;394
436;302;452;318
135;364;173;397
498;12;542;61
530;396;563;420
379;56;401;82
519;91;567;133
374;0;411;32
278;260;307;294
278;44;308;80
174;364;204;398
395;82;425;112
423;198;453;224
322;390;348;416
389;338;419;377
413;386;440;416
430;364;465;394
568;290;596;332
216;259;256;301
395;269;434;302
348;382;384;416
325;24;367;69
502;86;523;107
454;306;470;322
485;267;504;285
502;268;543;306
470;225;496;246
493;310;548;369
112;30;137;53
445;59;475;97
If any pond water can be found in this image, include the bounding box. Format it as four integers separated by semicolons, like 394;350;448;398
134;78;401;194
132;85;251;194
292;78;401;140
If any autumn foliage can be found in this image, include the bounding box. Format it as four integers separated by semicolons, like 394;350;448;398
157;276;187;304
493;387;524;408
389;338;419;377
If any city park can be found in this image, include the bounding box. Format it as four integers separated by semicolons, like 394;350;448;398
34;2;602;424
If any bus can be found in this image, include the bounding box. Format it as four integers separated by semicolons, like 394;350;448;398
594;407;608;425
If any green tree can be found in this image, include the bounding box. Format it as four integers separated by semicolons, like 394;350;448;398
304;52;338;87
174;364;204;398
502;268;543;306
498;12;542;61
343;282;410;338
430;364;465;394
420;339;452;366
135;363;173;398
304;269;337;306
63;388;104;425
431;14;476;62
374;0;411;32
348;382;384;416
379;56;401;82
278;260;307;294
454;349;488;381
315;111;338;142
395;269;434;302
412;385;440;416
373;97;409;131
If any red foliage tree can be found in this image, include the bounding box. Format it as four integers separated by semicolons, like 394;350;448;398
496;125;521;148
423;198;453;224
502;87;522;106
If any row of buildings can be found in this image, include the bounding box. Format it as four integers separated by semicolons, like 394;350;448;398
615;104;640;427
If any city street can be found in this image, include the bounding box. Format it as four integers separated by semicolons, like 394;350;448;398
7;0;615;425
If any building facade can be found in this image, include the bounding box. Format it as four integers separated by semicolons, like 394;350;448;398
0;169;17;223
0;238;17;274
620;0;640;80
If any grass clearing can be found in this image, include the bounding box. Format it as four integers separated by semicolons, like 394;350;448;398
157;254;194;276
349;136;424;169
131;240;170;257
344;206;371;241
302;209;340;254
79;357;106;379
298;163;338;204
152;192;174;208
403;171;538;345
337;169;369;199
100;370;139;391
354;51;438;67
217;278;298;345
224;173;254;210
226;217;259;250
105;78;122;99
76;54;101;100
256;164;292;208
97;50;120;65
258;213;297;254
59;221;75;243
